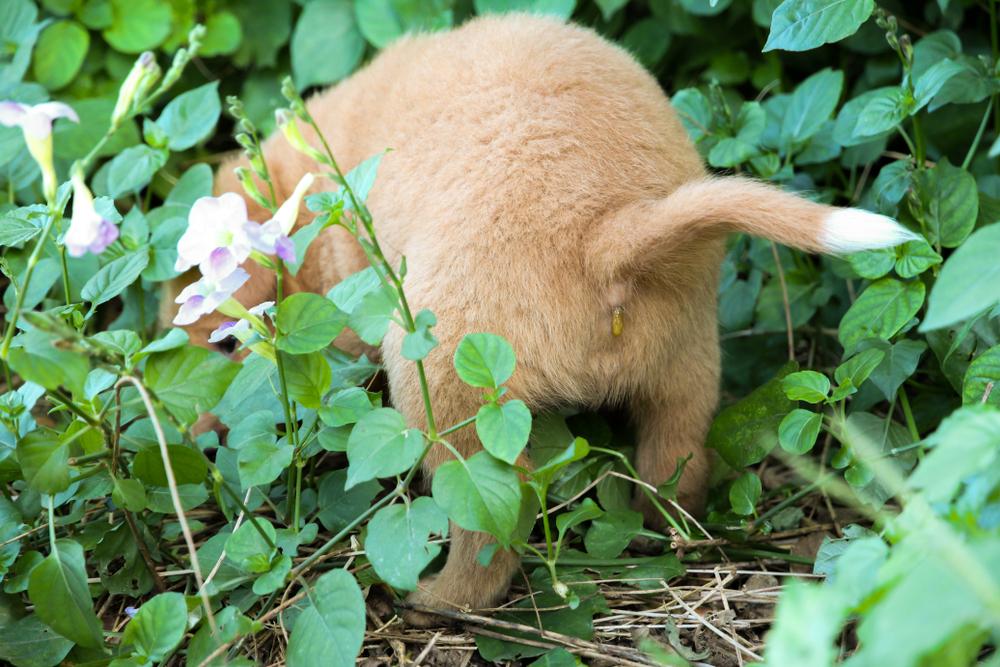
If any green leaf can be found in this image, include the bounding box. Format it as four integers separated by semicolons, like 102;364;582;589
454;333;516;389
708;364;796;468
914;160;978;249
345;408;424;488
432;451;522;547
764;0;875;52
910;406;1000;504
105;144;167;197
474;0;575;19
833;87;897;146
867;339;926;400
0;208;43;247
347;285;396;346
671;88;713;142
290;0;365;90
761;580;849;665
366;497;448;590
102;0;171;52
156;82;222;151
913;59;966;111
729;472;762;515
121;592;187;661
620;18;671;70
112;477;147;512
834;347;886;389
476;400;532;465
318;387;376;427
894;239;941;279
31;20;88;90
778;408;823;454
401;308;438;361
8;330;89;396
781;370;830;403
278;351;331;409
780;68;843;147
81;250;149;310
709;101;765;168
317;469;380;533
531;437;589;489
286;569;365;667
17;430;70;494
276;293;347;354
923;223;1000;331
583;509;642;559
28;539;104;648
555;498;604;546
200;11;243;56
239;438;293;489
848;246;895;280
855;87;908;138
226;519;277;574
963;345;1000;407
145;346;240;425
0;614;74;667
354;0;453;49
838;278;925;353
133;445;208;486
870;160;912;214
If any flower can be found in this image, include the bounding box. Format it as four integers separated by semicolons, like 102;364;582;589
112;52;160;125
65;170;118;257
246;173;315;263
175;193;254;281
208;301;274;344
0;101;78;202
275;109;325;163
173;268;250;326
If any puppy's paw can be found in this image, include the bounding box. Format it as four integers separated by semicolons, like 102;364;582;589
400;576;451;628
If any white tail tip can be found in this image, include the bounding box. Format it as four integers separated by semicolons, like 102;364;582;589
821;208;921;254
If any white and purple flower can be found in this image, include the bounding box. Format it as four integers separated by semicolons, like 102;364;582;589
175;193;254;281
173;268;250;326
65;170;118;257
247;173;315;263
0;101;78;202
208;301;274;344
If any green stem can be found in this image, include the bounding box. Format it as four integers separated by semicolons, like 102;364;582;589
58;245;71;306
750;476;828;533
897;386;920;443
910;114;926;168
48;388;101;429
438;415;475;437
215;472;278;551
991;0;999;138
47;496;57;553
962;98;994;170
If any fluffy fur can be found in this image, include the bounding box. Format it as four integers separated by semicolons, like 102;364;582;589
165;15;913;624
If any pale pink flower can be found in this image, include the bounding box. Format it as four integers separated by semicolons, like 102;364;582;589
65;171;118;257
175;193;254;281
247;173;314;263
208;301;274;344
173;268;250;326
0;101;78;202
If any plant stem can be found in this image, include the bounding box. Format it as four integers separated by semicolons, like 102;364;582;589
750;476;828;533
0;212;60;359
58;245;71;306
962;98;994;170
897;386;920;443
439;415;475;437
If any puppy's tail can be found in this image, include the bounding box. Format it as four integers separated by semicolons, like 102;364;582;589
588;176;919;275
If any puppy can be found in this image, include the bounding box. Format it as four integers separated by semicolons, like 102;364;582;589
167;14;913;623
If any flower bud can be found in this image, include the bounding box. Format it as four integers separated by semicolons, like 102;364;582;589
275;109;325;163
112;52;159;125
234;166;271;210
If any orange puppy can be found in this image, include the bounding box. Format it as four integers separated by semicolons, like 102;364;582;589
167;14;915;623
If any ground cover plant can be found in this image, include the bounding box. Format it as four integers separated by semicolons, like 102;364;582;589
0;0;999;665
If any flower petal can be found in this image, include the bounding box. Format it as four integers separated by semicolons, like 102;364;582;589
208;321;238;343
202;247;238;281
0;101;27;127
35;101;79;124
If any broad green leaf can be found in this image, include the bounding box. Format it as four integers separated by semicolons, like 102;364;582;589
347;285;397;346
0;208;43;246
781;370;830;403
476;400;532;465
583;509;642;559
133;445;209;486
855;87;908;138
556;498;604;546
761;580;849;665
401;308;438;361
914;160;978;249
0;614;73;667
764;0;875;52
778;408;823;454
200;10;243;56
366;497;448;590
286;569;365;667
120;592;187;661
316;469;381;533
81;250;149;310
104;144;167;197
8;330;89;397
345;408;424;488
454;333;516;389
838;278;925;353
867;339;926;400
291;0;365;89
474;0;575;19
226;519;277;574
102;0;171;52
531;437;589;489
187;606;258;667
276;293;347;354
432;451;522;547
894;239;941;279
833;86;896;146
708;364;796;468
963;345;1000;407
166;163;214;206
780;68;843;148
834;348;886;389
145;346;240;425
870;160;912;214
344;151;386;205
28;539;103;648
279;351;332;409
671;88;713;142
239;437;293;488
913;59;966;111
156;82;222;151
354;0;453;49
709;101;765;167
621;18;671;70
31;20;88;89
923;224;1000;330
729;472;762;515
319;387;376;427
17;430;70;494
112;477;147;512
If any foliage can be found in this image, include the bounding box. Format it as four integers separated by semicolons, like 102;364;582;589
0;0;998;665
